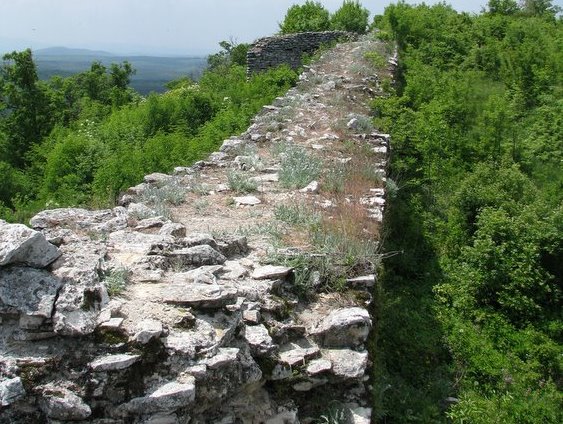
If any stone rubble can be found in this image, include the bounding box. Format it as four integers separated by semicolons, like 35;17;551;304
0;34;392;423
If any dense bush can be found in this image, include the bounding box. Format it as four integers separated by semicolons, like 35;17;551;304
279;1;331;33
373;1;562;422
330;0;369;33
0;43;297;220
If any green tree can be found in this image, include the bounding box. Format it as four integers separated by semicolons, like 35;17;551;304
330;0;370;33
0;49;54;167
279;1;331;34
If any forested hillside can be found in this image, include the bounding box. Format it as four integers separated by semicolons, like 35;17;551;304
372;1;562;422
0;43;295;222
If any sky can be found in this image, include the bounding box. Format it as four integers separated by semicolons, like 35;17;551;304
0;0;560;56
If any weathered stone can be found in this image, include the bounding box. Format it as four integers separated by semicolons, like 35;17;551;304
233;196;261;206
39;384;91;420
310;307;371;347
119;378;196;415
220;137;245;153
348;406;372;424
163;283;237;309
346;275;376;288
0;222;61;268
306;358;332;375
135;217;167;231
89;353;141;372
0;267;62;320
159;223;186;238
299;180;319;194
206;347;240;369
168;245;226;267
242;309;261;324
247;31;354;75
98;317;124;331
51;242;109;336
278;339;320;366
242;324;276;356
30;207;127;234
323;349;368;379
174;265;224;285
0;377;25;406
251;265;293;280
216;235;249;257
222;260;249;280
132;319;163;344
144;173;173;185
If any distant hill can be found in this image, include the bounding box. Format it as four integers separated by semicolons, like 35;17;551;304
32;48;209;94
34;46;115;57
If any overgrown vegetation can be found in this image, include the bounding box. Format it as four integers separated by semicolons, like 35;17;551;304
0;43;297;222
372;1;562;422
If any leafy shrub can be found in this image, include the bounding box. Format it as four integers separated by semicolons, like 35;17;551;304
279;1;331;34
277;144;322;189
227;170;258;193
330;0;370;33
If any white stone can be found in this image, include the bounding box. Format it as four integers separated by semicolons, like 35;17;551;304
242;324;276;355
89;353;141;372
206;348;240;369
133;319;163;344
39;384;91;420
242;309;261;324
306;358;332;375
346;275;376;288
278;339;320;366
299;180;319;194
0;222;61;268
310;307;371;347
233;196;261;206
323;349;368;379
251;265;292;280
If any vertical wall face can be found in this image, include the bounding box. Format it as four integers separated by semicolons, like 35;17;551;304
247;31;354;75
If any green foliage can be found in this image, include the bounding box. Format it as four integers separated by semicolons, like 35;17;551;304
279;1;331;34
276;143;322;189
330;0;370;33
207;40;249;70
0;42;297;220
227;170;258;194
373;2;562;422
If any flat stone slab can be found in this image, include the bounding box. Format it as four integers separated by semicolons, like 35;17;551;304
278;338;320;366
206;348;240;369
163;283;237;309
346;275;376;288
132;319;163;344
251;265;293;280
306;358;332;375
322;349;368;379
119;378;196;415
0;267;62;319
89;353;141;372
0;222;61;268
167;245;226;267
233;196;261;206
242;324;276;356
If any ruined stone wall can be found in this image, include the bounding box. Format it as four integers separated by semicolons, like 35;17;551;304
247;31;354;75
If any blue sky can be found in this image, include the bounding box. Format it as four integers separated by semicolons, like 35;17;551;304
0;1;560;56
